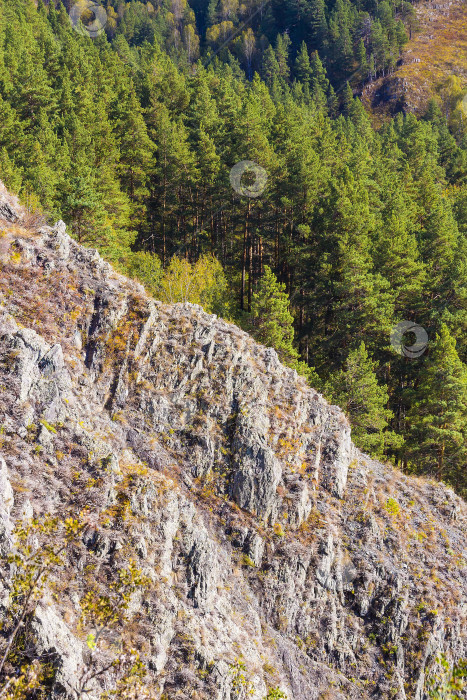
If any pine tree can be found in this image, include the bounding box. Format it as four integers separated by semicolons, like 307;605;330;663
329;0;353;69
395;19;408;51
326;342;398;456
207;0;218;26
307;0;327;51
327;84;338;117
115;83;154;231
294;42;312;85
89;97;133;248
60;150;107;248
0;147;22;193
250;266;299;367
309;51;329;93
147;103;198;263
420;185;459;287
370;20;389;75
407;324;467;495
310;167;393;370
373;185;426;315
342;81;354;116
262;45;280;88
275;34;291;84
194;127;221;250
19;102;69;216
11;51;55;129
0;94;24;157
309;51;329;109
186;67;221;139
356;39;367;83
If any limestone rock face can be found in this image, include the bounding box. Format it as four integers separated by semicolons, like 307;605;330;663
32;605;87;697
0;189;466;699
0;457;14;550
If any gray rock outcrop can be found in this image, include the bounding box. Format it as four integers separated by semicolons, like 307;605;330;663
0;190;465;699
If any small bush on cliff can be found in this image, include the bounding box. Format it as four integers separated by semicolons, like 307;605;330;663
126;251;163;297
265;688;288;699
158;254;231;316
426;654;467;698
229;657;255;696
0;514;154;699
384;498;401;517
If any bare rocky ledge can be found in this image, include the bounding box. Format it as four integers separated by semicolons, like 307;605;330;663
0;188;465;699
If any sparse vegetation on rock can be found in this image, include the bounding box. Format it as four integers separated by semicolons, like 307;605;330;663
0;191;465;698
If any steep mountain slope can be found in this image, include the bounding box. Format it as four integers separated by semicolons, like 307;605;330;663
362;0;467;119
0;185;466;700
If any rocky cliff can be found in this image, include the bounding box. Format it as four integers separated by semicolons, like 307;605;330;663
0;185;466;699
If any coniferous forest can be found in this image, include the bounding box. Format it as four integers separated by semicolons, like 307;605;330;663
1;0;467;498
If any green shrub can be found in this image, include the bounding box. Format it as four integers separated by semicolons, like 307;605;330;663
384;498;400;516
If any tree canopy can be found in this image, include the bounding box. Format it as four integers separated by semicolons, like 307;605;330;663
0;0;467;497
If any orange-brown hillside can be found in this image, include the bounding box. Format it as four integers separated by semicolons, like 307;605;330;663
362;0;467;121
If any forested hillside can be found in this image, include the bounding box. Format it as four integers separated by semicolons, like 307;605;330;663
362;0;467;123
1;0;467;498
